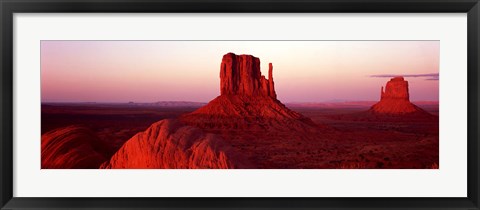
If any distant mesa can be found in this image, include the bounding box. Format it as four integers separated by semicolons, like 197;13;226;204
369;76;431;116
100;119;248;169
134;101;206;107
181;52;318;129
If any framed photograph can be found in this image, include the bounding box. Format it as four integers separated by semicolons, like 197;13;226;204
1;0;479;209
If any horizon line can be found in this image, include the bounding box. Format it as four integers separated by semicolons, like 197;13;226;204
41;100;440;104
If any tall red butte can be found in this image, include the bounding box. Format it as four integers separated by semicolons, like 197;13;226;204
220;53;277;98
370;76;431;115
181;53;316;129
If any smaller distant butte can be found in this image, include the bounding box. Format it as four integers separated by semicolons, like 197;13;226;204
369;76;431;116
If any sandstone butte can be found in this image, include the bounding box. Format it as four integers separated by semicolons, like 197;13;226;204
220;52;277;98
370;76;431;115
181;53;317;129
41;126;110;169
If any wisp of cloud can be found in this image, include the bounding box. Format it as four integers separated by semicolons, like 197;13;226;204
369;73;439;81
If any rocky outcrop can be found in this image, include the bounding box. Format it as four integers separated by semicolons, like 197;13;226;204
220;53;277;98
41;126;109;169
370;77;430;115
100;119;246;169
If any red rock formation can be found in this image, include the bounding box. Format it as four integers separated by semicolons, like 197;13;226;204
220;53;276;98
41;126;109;169
268;63;277;99
100;119;246;169
181;95;318;130
182;53;318;130
370;77;430;115
381;76;410;100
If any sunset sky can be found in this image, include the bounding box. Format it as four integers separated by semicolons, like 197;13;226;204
41;41;439;103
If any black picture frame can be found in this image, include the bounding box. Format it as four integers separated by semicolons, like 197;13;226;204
1;0;479;209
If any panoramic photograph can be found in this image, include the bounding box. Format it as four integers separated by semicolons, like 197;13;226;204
41;41;439;169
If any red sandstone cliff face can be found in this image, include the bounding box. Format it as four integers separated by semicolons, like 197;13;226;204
370;77;430;115
41;126;109;169
100;119;246;169
381;77;410;100
182;53;317;130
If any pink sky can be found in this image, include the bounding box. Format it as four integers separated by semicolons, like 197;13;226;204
41;41;439;103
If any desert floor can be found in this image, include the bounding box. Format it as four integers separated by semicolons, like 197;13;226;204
41;103;439;169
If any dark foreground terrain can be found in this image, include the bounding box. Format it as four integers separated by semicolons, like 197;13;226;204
41;102;439;169
42;103;199;156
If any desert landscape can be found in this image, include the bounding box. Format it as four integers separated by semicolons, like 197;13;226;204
41;52;439;169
